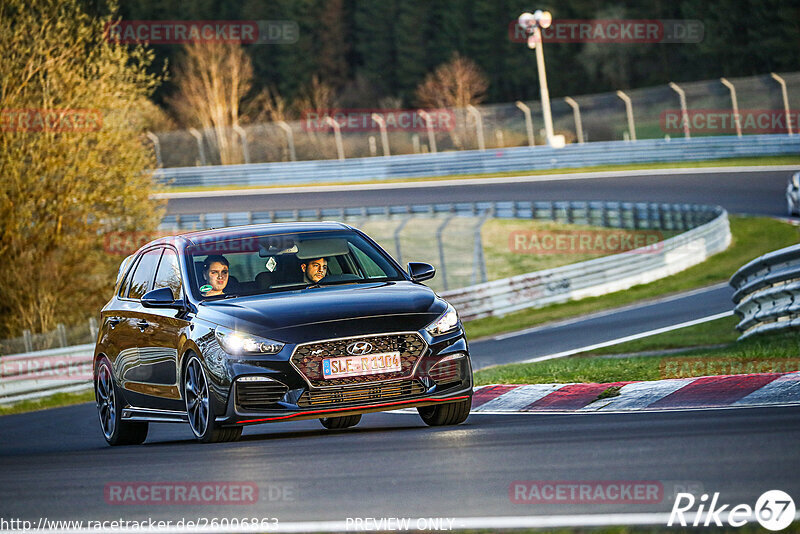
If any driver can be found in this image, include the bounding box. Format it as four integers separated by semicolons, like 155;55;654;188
300;257;327;284
201;255;229;296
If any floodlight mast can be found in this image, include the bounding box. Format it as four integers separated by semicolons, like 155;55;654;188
518;10;556;146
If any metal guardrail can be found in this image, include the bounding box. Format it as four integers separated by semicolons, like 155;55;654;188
2;201;729;404
443;205;730;321
0;344;94;404
154;134;800;188
731;243;800;340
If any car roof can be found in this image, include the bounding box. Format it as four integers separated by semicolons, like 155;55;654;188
175;221;353;245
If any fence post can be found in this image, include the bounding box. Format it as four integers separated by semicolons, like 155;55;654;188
668;82;691;139
233;124;251;164
563;97;584;144
417;110;438;154
515;101;535;147
89;317;98;341
145;132;162;167
277;121;297;161
466;105;486;151
616;90;637;142
188;128;207;166
23;330;33;353
472;209;492;285
57;323;67;347
720;78;742;137
393;216;413;266
771;73;794;135
436;215;454;290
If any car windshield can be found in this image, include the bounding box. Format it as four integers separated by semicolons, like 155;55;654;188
186;230;404;300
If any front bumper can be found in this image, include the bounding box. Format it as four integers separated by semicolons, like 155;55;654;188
212;330;473;426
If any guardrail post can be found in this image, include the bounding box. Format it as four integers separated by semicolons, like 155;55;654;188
436;215;454;290
188;128;207;166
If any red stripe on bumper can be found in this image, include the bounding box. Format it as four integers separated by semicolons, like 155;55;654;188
238;395;471;423
471;385;521;409
648;374;783;409
522;382;633;411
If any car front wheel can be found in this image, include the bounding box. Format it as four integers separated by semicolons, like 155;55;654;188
95;357;148;445
184;355;242;443
417;398;471;426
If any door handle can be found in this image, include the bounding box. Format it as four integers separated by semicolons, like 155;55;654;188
107;317;121;328
136;319;149;331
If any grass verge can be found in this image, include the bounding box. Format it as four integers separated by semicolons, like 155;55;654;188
474;316;800;386
0;389;93;416
464;216;799;341
162;154;800;193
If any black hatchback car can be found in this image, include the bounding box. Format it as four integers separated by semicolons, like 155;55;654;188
93;222;473;444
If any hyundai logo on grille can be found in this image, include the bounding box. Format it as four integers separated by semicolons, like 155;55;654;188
346;341;373;356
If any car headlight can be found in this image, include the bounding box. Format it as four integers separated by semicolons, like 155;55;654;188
214;326;284;355
425;303;460;336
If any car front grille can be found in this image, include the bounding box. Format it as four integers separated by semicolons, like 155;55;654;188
297;379;426;408
291;333;427;388
235;380;289;412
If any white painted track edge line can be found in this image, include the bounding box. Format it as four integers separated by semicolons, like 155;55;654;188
516;310;735;364
492;282;731;341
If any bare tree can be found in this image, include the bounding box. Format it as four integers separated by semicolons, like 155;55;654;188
168;42;253;165
415;53;489;109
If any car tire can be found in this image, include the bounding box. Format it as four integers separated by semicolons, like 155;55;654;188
95;357;148;446
319;414;362;429
184;355;241;443
417;398;471;426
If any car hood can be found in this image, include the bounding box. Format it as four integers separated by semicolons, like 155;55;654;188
195;281;445;343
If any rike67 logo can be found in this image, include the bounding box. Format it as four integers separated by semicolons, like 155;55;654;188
669;490;796;531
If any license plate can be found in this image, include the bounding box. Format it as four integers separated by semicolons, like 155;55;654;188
322;352;402;379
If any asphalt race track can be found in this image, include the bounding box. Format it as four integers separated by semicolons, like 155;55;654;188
2;166;799;530
1;402;799;526
163;167;796;217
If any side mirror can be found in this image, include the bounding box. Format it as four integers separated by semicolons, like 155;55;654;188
141;287;184;309
408;262;435;282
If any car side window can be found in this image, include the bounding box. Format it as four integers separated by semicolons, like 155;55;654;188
153;248;183;300
126;248;163;300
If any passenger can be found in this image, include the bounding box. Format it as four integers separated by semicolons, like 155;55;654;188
201;255;229;296
300;257;327;284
